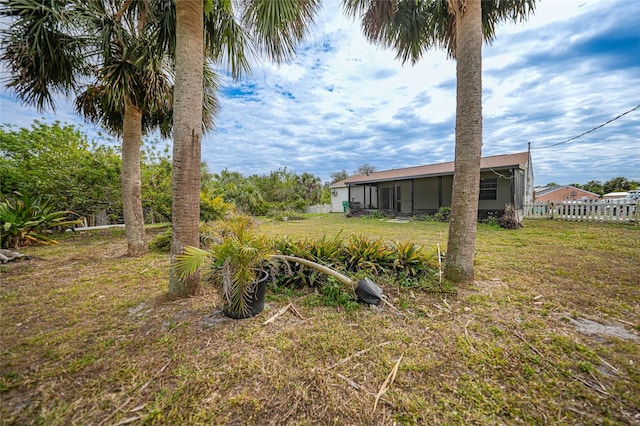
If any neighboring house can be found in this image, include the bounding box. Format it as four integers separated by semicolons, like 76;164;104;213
534;185;600;203
330;151;533;218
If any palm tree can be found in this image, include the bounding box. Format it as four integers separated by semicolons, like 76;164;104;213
1;0;217;257
170;0;205;295
169;0;321;296
343;0;536;283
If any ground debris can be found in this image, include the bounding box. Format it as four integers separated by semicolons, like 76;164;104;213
0;249;27;263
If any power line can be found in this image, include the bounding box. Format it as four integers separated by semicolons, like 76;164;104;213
532;104;640;150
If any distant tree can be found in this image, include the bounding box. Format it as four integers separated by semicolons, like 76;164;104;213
330;170;349;184
577;180;604;195
299;172;322;204
603;177;634;193
0;121;121;219
546;182;560;187
320;183;332;204
355;164;377;176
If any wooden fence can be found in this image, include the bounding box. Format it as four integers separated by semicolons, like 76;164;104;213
523;200;639;225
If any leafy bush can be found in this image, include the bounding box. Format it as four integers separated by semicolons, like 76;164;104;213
343;235;394;274
317;278;360;311
0;193;82;248
271;233;436;290
433;206;451;222
148;228;172;252
200;193;234;222
389;240;431;276
481;212;500;227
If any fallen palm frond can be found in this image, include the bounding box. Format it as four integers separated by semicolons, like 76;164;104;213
373;354;403;412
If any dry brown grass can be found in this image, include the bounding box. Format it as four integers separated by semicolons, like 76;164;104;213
1;217;639;425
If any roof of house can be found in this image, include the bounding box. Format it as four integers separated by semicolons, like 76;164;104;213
330;151;530;187
534;185;599;197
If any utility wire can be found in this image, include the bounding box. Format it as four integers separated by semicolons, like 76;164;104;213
532;104;640;150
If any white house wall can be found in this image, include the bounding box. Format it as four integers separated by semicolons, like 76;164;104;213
330;187;349;212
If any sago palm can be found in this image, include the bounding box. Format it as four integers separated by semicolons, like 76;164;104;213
343;0;536;282
169;0;321;296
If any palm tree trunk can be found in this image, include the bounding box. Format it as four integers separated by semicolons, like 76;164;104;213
121;103;147;256
444;0;483;283
169;0;204;296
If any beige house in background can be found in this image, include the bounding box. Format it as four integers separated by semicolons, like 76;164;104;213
534;185;600;203
330;151;534;218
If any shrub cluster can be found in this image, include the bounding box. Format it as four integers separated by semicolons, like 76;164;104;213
270;234;437;289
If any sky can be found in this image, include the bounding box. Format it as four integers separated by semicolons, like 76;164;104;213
1;0;639;187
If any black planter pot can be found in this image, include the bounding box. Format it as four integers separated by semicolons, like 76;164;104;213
223;269;269;319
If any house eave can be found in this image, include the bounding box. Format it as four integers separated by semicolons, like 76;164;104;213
344;164;523;186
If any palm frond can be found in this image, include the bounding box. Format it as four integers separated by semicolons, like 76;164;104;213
342;0;536;61
1;0;88;110
204;0;254;79
242;0;321;64
174;245;211;279
202;61;220;132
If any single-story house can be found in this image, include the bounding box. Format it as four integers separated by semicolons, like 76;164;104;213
330;151;534;218
534;185;600;203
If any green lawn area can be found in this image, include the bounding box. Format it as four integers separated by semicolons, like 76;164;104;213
1;215;639;424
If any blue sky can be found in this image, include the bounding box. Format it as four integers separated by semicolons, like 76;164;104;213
1;0;639;186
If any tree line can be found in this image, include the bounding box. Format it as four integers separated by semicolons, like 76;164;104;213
0;121;328;223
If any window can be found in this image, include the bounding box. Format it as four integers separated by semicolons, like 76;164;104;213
479;178;497;200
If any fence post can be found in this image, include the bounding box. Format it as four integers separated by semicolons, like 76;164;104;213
549;203;554;220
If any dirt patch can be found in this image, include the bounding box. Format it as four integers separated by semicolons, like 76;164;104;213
562;315;639;341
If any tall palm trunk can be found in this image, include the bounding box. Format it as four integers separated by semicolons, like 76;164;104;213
121;103;147;256
444;0;483;283
169;0;204;296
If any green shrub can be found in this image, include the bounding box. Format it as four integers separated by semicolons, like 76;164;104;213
200;193;234;222
148;228;172;252
271;233;436;290
318;278;360;311
389;240;429;276
481;213;500;227
0;192;82;248
433;206;451;222
343;235;395;274
368;210;386;219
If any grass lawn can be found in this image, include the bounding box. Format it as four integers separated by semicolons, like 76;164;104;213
1;215;639;425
